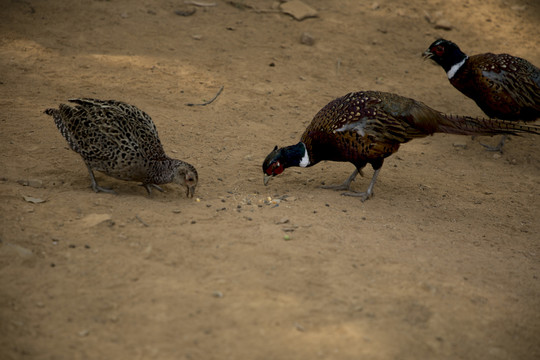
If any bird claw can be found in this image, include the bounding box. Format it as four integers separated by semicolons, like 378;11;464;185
479;135;506;153
480;141;504;153
142;184;164;195
92;184;117;194
340;191;373;202
320;169;362;191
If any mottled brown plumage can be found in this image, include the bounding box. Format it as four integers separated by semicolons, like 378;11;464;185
423;39;540;150
263;91;539;201
45;98;198;197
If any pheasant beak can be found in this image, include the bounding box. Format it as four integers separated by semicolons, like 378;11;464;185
422;50;433;60
186;185;196;198
263;174;271;186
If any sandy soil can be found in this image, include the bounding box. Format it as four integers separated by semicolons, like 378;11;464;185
1;0;539;359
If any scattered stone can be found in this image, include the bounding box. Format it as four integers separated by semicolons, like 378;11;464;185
17;179;43;188
370;2;380;10
212;291;223;298
492;153;502;159
282;226;298;232
280;0;318;21
434;19;453;31
300;32;315;45
192;34;203;40
276;217;290;225
185;0;217;7
175;8;197;16
452;141;467;149
80;213;113;228
511;5;526;11
3;243;33;259
23;196;45;204
78;329;89;337
143;245;153;256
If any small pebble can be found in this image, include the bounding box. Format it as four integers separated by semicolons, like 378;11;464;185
300;32;315;46
452;142;467;149
434;19;453;31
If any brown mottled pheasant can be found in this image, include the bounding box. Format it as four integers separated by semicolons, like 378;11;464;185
45;98;198;197
423;39;540;151
262;91;539;201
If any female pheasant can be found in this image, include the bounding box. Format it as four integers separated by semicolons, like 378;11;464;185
45;98;198;197
423;39;540;151
262;90;539;201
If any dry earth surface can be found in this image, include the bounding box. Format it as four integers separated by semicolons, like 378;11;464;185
1;0;539;359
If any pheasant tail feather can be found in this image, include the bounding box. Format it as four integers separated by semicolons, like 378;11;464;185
438;115;540;137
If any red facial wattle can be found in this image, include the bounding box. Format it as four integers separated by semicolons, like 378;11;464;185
267;161;284;176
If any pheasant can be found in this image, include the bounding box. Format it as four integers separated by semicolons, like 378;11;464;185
45;98;198;197
262;91;540;201
423;38;540;151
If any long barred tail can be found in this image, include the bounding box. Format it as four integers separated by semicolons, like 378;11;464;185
439;114;540;137
44;107;81;153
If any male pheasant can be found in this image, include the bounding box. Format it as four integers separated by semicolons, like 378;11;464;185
423;38;540;151
262;91;539;201
45;98;198;197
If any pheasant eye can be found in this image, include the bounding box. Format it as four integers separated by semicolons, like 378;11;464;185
266;161;284;176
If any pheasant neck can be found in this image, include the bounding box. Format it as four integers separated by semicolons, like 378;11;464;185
447;56;468;79
147;157;177;184
282;142;310;168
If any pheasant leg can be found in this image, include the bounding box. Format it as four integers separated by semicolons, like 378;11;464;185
341;168;380;202
86;164;116;194
321;169;363;191
142;184;164;195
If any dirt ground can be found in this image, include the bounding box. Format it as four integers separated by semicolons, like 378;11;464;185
1;0;539;359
